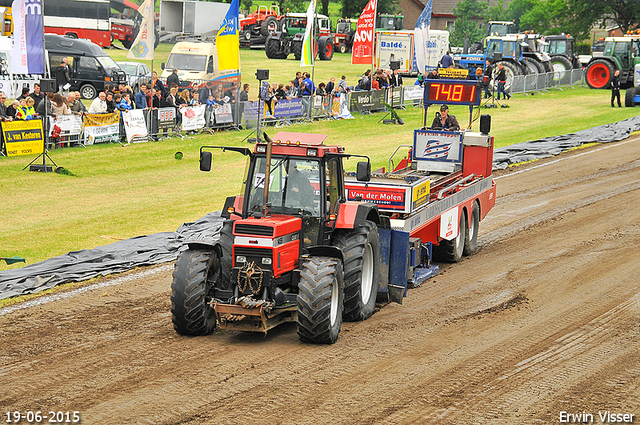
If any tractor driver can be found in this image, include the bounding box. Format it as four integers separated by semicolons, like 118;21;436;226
284;159;317;211
430;104;460;131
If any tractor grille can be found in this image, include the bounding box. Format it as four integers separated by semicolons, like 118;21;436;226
234;246;273;270
234;224;274;236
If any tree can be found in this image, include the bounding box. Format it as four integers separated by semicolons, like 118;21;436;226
340;0;399;19
451;0;487;47
605;0;640;34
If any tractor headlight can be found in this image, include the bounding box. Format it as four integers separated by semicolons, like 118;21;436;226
236;255;247;264
262;257;272;265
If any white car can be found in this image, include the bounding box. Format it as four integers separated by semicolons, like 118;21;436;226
117;61;152;93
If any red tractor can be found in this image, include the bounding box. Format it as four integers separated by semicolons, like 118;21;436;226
172;132;382;343
240;5;284;49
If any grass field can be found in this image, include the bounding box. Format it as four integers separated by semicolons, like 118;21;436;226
1;44;638;271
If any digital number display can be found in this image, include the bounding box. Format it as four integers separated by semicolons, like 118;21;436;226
424;79;480;106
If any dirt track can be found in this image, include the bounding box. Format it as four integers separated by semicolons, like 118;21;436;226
2;136;640;425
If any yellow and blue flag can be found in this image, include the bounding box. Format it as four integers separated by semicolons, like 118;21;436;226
300;0;316;67
217;0;240;71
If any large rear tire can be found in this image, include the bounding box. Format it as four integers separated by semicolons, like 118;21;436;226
464;202;480;256
318;36;333;60
550;56;573;82
493;61;521;92
333;220;380;322
261;16;277;37
265;35;286;59
585;59;614;89
171;249;219;336
625;88;636;107
433;210;467;263
297;257;344;344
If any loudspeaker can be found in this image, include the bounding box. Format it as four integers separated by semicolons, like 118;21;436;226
39;79;57;93
389;60;400;70
480;114;491;134
255;69;269;80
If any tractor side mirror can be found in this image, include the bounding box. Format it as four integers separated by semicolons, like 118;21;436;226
200;151;212;172
356;161;371;182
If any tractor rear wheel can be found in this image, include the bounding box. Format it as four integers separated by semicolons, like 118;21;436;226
261;16;277;37
265;35;286;59
550;56;573;82
464;202;480;256
433;210;467;263
297;257;344;344
171;249;219;336
318;36;333;60
333;220;380;321
586;59;614;89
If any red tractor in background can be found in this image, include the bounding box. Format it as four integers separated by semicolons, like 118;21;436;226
240;4;285;49
334;18;356;53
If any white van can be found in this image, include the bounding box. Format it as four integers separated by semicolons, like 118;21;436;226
161;41;240;87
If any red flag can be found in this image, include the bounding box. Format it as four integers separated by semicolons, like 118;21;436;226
351;0;378;65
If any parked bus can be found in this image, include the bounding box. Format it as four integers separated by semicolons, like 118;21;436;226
43;0;112;47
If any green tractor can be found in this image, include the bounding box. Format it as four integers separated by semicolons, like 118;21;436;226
585;35;640;89
265;13;334;61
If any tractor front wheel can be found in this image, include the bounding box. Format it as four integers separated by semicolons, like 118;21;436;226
171;249;219;336
333;220;380;321
297;257;344;344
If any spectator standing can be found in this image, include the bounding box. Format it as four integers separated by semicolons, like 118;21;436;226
326;77;335;94
391;69;403;86
496;62;511;100
611;69;622;107
67;93;84;116
166;68;180;89
51;93;71;115
199;81;214;104
440;51;453;68
303;72;315;95
150;71;164;96
73;92;87;114
316;82;326;96
17;97;37;120
135;84;150;109
56;57;71;96
89;92;108;114
29;84;45;107
17;87;30;101
293;71;302;88
106;92;117;113
482;60;493;98
275;83;288;100
6;99;18;118
356;70;371;91
0;92;12;154
151;88;161;108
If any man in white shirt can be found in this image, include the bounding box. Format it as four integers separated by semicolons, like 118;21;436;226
88;92;107;114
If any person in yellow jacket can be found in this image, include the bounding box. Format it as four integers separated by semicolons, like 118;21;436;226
15;97;37;120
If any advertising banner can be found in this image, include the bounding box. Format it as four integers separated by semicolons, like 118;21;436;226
49;115;82;136
122;109;149;143
181;105;206;131
345;182;411;213
84;113;120;145
214;103;233;124
403;85;424;102
243;99;304;126
157;107;176;131
351;0;377;65
348;90;385;112
2;119;44;157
